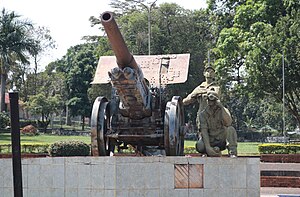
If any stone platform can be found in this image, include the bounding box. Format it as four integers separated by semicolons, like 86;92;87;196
0;156;260;197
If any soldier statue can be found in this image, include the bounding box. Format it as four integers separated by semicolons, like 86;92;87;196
183;66;220;129
196;91;237;157
183;66;237;157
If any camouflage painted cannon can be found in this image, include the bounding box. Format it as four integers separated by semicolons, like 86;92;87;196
91;11;190;156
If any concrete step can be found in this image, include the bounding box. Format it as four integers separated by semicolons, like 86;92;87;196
260;162;300;188
260;162;300;171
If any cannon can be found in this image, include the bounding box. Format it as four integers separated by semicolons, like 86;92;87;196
91;11;190;156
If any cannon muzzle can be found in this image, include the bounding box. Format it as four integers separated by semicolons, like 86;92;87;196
100;11;150;120
101;11;138;70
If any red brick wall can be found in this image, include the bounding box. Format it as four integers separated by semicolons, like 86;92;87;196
261;176;300;188
261;154;300;163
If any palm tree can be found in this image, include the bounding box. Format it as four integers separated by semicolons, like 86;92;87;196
0;8;37;112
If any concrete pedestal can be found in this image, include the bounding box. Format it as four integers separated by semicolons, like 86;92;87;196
0;156;260;197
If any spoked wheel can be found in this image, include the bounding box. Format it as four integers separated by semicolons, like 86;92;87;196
164;96;185;156
91;97;113;156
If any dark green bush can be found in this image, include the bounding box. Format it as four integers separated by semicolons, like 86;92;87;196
48;140;90;157
0;112;10;128
258;144;300;154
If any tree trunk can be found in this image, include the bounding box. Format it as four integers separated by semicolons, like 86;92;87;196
65;106;71;126
0;74;7;112
34;55;38;95
81;115;85;131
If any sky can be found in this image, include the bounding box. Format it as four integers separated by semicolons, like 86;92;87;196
1;0;207;69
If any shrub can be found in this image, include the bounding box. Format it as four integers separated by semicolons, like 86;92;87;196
21;125;39;136
0;144;49;153
48;140;90;157
184;146;198;154
0;112;10;128
22;144;49;153
258;144;300;154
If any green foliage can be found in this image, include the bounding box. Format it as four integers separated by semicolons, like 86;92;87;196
0;133;91;145
0;8;40;112
27;93;61;119
88;84;112;103
184;146;198;154
258;143;300;154
27;93;61;131
0;143;49;154
20;120;37;128
211;0;300;128
0;111;9;128
48;140;90;157
58;43;98;129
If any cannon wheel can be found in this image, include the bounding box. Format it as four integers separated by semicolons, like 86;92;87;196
91;97;112;156
164;96;185;156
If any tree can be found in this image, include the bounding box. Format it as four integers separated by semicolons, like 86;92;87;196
212;0;300;129
109;0;150;14
30;26;56;95
27;93;61;132
0;8;38;112
60;43;98;130
8;62;31;101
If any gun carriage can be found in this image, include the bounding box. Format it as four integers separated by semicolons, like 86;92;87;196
91;11;190;156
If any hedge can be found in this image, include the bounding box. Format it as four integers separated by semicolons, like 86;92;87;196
258;144;300;154
48;140;90;157
0;143;49;154
0;145;207;155
184;146;198;154
0;141;90;156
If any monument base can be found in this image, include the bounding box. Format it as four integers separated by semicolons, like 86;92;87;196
0;156;260;197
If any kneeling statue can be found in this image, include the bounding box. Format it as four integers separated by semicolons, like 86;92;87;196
196;91;237;157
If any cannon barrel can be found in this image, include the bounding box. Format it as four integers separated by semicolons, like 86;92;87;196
101;11;138;70
100;11;150;120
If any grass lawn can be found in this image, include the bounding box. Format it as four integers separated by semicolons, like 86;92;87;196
0;133;260;156
185;140;260;156
0;133;91;145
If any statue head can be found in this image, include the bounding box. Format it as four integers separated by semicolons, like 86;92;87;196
203;66;216;82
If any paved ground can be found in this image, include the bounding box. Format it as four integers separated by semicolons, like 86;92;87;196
260;162;300;197
261;187;300;197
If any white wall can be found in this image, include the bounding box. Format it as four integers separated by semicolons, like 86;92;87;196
0;156;260;197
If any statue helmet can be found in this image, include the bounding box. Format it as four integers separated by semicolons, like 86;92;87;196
204;66;215;72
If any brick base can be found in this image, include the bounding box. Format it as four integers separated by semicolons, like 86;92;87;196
261;176;300;188
261;154;300;163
